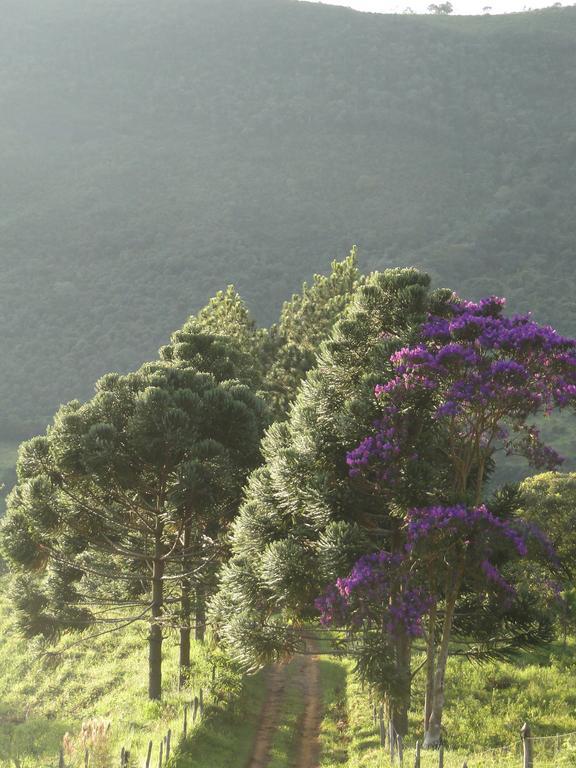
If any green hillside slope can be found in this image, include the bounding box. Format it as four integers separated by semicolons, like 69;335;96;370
1;0;576;438
0;580;263;767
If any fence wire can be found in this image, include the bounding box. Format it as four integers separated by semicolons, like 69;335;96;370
375;728;576;767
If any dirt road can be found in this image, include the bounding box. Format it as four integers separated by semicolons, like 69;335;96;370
246;641;322;768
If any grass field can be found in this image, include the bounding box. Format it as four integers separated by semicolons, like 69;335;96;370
1;575;576;768
317;640;576;768
0;582;245;767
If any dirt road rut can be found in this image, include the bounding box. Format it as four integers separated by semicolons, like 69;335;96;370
246;641;321;768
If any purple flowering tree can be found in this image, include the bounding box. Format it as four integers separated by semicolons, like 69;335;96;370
316;552;433;713
406;503;556;747
321;296;575;747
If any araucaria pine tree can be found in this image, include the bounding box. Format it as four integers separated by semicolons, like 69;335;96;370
1;363;265;700
211;268;444;732
159;286;269;656
160;285;267;392
263;248;361;417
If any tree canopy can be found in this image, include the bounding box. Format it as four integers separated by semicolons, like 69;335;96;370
0;362;266;699
210;268;439;666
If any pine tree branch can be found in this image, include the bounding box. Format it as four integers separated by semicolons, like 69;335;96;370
41;605;152;658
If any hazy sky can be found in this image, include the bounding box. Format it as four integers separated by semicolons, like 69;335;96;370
307;0;553;16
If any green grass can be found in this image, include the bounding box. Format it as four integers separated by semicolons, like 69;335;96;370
171;671;267;768
0;582;230;767
318;656;350;767
2;568;576;768
411;641;576;747
320;640;576;768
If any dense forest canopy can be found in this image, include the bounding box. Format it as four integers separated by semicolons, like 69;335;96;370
1;0;576;442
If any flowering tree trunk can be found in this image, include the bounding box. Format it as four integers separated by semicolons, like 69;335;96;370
423;604;437;732
423;565;463;748
393;633;412;736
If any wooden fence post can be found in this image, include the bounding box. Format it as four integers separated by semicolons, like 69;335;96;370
199;687;204;716
193;696;199;722
184;704;188;738
521;722;534;768
120;746;125;767
158;740;163;768
166;729;171;761
145;740;153;768
378;706;386;748
397;733;404;765
438;744;444;768
59;747;65;768
84;747;90;768
414;739;421;768
389;720;396;763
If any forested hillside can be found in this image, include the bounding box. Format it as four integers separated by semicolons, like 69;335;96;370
2;0;576;440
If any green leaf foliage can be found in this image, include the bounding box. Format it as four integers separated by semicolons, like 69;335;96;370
520;472;576;574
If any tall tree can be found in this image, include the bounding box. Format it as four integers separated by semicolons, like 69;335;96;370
160;285;266;391
335;295;575;746
1;363;265;699
160;255;361;420
263;248;361;417
211;267;439;730
160;285;271;651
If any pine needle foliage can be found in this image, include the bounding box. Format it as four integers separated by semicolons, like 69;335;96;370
210;268;442;667
0;362;266;700
264;248;362;417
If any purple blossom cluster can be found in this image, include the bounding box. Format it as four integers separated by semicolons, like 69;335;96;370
346;405;414;481
346;426;401;480
347;295;576;480
388;587;435;637
480;559;515;595
315;551;432;638
316;506;559;638
421;297;572;354
404;503;558;595
406;504;529;556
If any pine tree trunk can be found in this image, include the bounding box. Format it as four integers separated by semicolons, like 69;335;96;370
392;700;409;738
179;622;191;686
195;582;206;642
149;528;165;701
179;524;192;689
